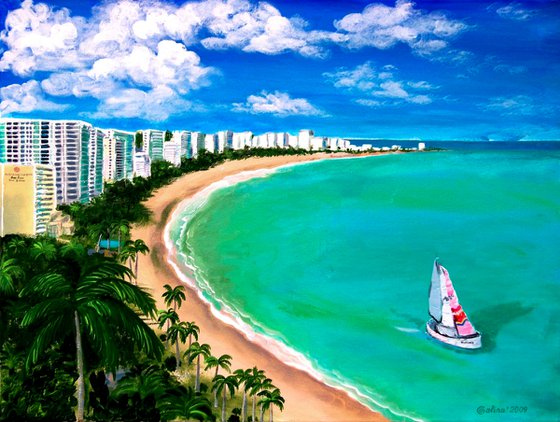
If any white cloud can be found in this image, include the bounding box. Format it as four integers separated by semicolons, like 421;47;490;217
0;0;86;75
0;80;70;114
0;0;214;120
324;61;435;106
495;3;535;21
493;64;527;74
0;0;466;120
85;85;197;121
483;95;540;116
333;0;468;55
232;91;325;116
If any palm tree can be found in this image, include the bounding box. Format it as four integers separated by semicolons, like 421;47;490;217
212;374;239;422
158;308;179;348
257;388;285;422
234;368;252;422
131;239;149;281
184;321;200;363
0;258;23;296
159;386;213;421
7;237;27;256
205;354;232;407
162;284;186;312
112;220;130;253
30;238;57;268
19;241;163;422
167;321;190;370
185;342;211;393
119;241;136;274
246;367;266;422
250;376;274;422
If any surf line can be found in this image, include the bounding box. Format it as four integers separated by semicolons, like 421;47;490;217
163;159;424;422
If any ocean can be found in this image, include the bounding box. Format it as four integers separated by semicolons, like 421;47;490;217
167;143;560;422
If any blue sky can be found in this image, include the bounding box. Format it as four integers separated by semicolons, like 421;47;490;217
0;0;558;140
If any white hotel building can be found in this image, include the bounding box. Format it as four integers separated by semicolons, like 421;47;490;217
0;118;101;204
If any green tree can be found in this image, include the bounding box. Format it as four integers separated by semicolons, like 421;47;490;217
234;368;253;422
249;375;273;422
185;342;211;393
183;321;200;362
162;283;186;312
257;388;284;422
212;374;239;422
205;354;232;407
135;131;143;150
19;242;163;422
164;130;173;142
167;321;190;370
158;386;213;421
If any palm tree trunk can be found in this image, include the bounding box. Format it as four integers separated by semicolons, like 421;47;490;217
175;340;180;371
196;354;201;392
134;254;139;283
241;392;247;422
74;311;85;422
214;367;219;407
186;335;192;363
221;388;227;422
259;404;264;422
270;406;273;422
252;396;256;422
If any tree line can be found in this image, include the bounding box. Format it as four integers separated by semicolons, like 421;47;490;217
0;147;308;421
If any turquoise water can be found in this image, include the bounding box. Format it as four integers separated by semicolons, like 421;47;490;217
169;151;560;421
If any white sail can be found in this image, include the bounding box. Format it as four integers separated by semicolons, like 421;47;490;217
428;260;442;321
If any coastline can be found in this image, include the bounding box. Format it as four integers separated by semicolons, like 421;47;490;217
132;153;390;422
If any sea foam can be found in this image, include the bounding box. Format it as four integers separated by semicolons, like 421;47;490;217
163;161;424;422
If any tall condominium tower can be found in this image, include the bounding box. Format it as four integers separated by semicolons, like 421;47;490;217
0;118;99;204
0;163;56;236
143;129;164;161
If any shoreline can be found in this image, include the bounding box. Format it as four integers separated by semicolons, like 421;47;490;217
132;153;391;421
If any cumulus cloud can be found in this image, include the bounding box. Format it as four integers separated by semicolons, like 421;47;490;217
324;62;436;106
0;80;70;114
0;0;466;120
333;0;468;55
232;91;325;116
495;2;535;21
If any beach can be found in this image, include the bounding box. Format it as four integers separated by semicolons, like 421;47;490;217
131;153;387;422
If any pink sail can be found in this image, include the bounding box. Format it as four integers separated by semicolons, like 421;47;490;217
440;266;476;336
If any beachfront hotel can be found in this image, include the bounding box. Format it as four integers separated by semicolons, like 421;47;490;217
1;115;384;237
0;118;100;204
0;163;56;236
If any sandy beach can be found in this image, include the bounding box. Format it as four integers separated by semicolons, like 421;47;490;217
132;153;387;422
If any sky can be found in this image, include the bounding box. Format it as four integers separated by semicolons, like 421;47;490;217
0;0;559;140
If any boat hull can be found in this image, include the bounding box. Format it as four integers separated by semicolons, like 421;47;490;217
426;319;482;349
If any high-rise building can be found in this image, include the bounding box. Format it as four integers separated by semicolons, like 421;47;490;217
88;128;104;198
298;129;314;150
0;118;98;204
232;131;252;150
172;130;190;158
133;152;151;178
163;139;181;166
217;130;233;153
311;136;326;151
0;163;56;236
189;132;205;157
204;134;218;153
275;132;288;148
143;129;165;161
102;129;134;182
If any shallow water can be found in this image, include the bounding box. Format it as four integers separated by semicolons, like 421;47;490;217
170;150;560;421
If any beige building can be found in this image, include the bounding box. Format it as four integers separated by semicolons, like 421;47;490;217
0;163;56;236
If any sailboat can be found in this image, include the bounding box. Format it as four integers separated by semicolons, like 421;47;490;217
426;259;482;349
